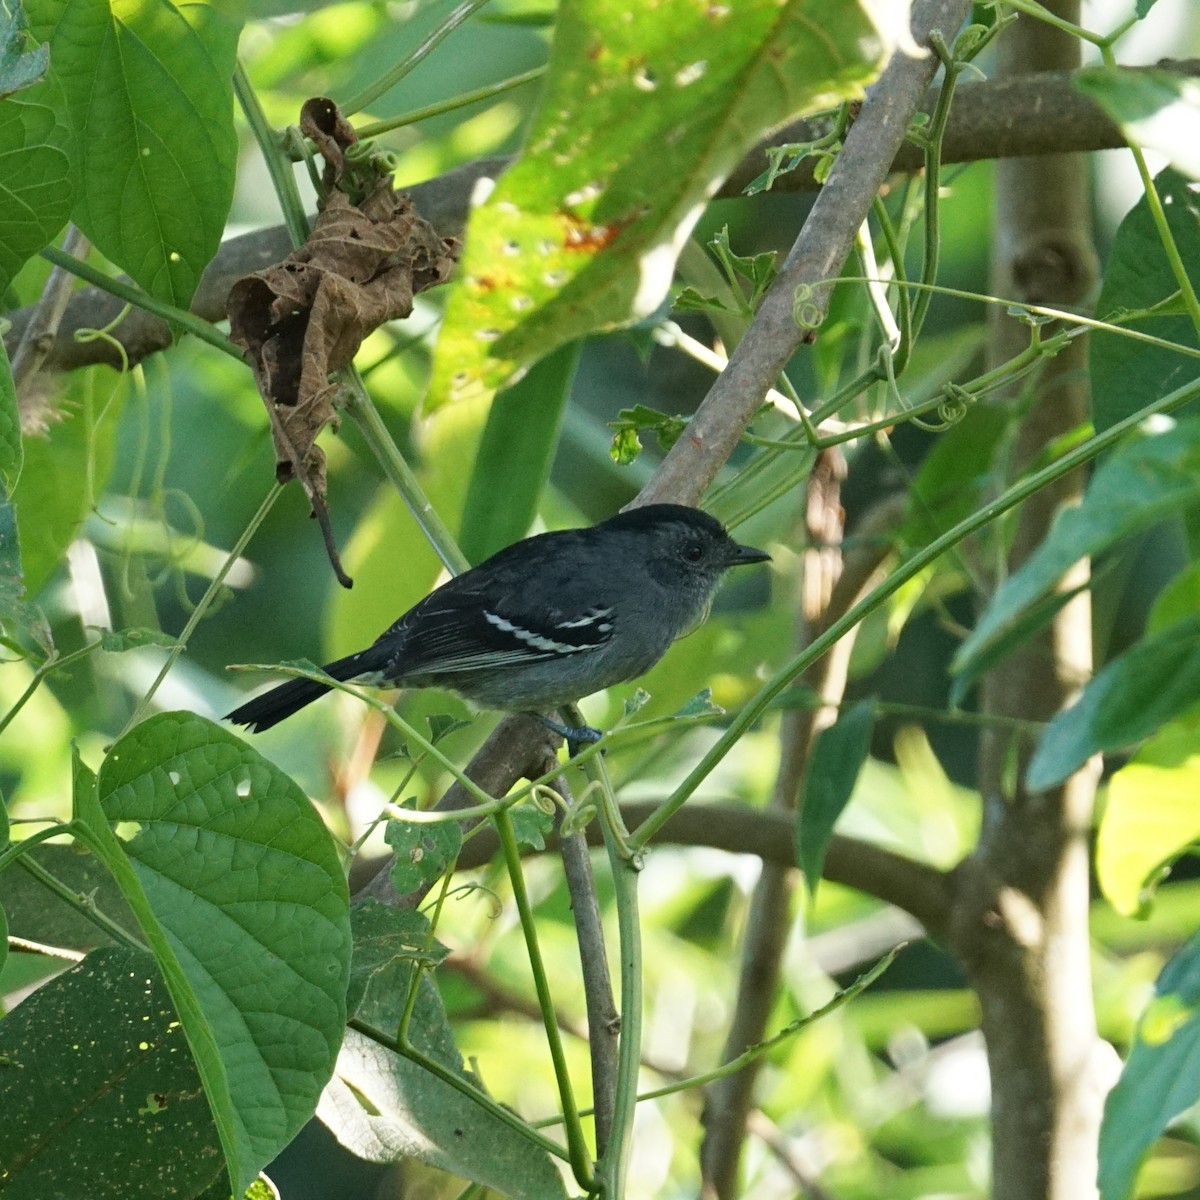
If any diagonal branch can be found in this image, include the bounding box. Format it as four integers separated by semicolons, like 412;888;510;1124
637;0;975;506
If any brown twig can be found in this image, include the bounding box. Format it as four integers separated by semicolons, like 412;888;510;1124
10;224;90;402
403;801;953;941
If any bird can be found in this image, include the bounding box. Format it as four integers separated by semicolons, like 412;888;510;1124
225;503;770;744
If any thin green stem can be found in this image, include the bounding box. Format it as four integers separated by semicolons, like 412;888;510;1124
535;946;901;1130
493;808;595;1191
356;66;546;138
233;61;310;247
563;703;634;858
14;841;146;950
631;373;1200;851
904;31;958;352
396;864;457;1043
341;0;494;117
0;641;112;738
1116;128;1200;340
638;947;897;1104
595;816;642;1198
1002;0;1104;46
39;245;240;360
123;484;283;734
872;195;912;359
838;277;1200;361
340;371;469;575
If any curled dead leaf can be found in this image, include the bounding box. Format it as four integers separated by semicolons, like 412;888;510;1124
228;96;458;585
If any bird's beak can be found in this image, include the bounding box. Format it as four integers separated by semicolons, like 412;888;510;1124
729;542;771;566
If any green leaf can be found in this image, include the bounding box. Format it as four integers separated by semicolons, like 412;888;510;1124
901;405;1009;550
14;374;125;596
0;0;48;98
32;0;241;308
953;418;1200;686
426;0;886;407
318;1028;569;1200
1099;930;1200;1200
797;700;875;902
349;909;463;1075
1096;718;1200;916
0;480;52;660
75;714;352;1195
609;424;643;466
0;74;73;293
0;945;225;1199
1089;168;1200;432
1075;68;1200;180
608;404;689;461
707;224;778;311
347;900;448;1019
672;687;724;720
458;342;579;565
386;812;463;893
426;712;471;744
1027;614;1200;792
508;802;554;850
98;626;181;653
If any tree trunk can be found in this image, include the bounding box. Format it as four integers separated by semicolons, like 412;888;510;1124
949;6;1113;1198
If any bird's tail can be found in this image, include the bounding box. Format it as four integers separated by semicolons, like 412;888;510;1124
225;644;393;733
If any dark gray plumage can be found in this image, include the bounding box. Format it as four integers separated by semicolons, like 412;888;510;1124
226;504;770;734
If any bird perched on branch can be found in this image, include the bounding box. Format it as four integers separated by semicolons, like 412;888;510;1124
226;503;770;745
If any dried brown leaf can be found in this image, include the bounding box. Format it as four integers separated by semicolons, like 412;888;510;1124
227;97;458;584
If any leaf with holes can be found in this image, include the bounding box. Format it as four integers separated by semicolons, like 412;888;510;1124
0;946;224;1199
426;0;886;407
74;714;352;1195
386;812;463;893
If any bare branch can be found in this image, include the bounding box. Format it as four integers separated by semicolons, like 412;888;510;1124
441;801;953;940
10;224;90;403
552;775;620;1156
723;59;1200;195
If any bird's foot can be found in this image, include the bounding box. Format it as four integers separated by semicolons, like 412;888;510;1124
532;713;603;758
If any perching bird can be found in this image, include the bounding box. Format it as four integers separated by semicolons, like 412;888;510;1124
225;503;770;741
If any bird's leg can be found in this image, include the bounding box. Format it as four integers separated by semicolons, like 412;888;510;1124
532;712;602;758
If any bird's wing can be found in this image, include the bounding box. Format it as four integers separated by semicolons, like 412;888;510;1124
379;590;616;678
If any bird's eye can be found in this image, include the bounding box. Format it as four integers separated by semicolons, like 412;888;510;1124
681;540;704;563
